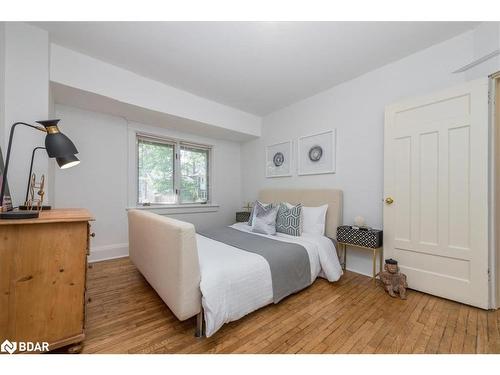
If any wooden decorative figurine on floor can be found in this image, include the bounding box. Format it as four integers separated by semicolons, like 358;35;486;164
380;258;408;300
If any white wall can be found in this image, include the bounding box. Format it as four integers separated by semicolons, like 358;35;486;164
465;22;500;80
54;104;242;262
241;30;481;276
1;23;50;207
0;23;5;150
50;44;261;139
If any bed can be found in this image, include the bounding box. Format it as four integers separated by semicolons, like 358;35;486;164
128;189;343;337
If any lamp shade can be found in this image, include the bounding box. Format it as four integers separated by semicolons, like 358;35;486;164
36;119;78;158
56;154;80;169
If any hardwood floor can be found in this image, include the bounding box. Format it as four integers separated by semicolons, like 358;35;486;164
81;257;500;354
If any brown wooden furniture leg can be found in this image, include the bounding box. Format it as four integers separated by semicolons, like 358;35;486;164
66;343;84;354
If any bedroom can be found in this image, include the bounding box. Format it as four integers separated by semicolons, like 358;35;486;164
1;0;500;371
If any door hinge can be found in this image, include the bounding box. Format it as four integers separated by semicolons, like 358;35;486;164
175;153;179;160
488;268;491;281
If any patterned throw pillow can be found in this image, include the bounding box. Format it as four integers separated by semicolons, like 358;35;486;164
276;203;302;236
251;202;279;235
248;201;273;226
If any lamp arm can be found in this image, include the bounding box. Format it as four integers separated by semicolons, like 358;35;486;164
0;122;46;209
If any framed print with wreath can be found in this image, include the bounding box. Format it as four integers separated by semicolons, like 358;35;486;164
298;130;336;175
265;140;292;178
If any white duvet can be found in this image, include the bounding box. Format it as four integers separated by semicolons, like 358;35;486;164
197;223;343;337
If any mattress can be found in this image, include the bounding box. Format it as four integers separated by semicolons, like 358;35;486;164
197;222;343;337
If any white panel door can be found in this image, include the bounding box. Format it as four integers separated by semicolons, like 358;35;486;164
384;78;489;309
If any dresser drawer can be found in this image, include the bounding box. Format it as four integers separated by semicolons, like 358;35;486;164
337;225;383;248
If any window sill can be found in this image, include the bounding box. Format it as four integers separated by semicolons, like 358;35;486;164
127;203;219;215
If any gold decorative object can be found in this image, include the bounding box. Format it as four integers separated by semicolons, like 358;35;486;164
24;173;45;212
243;202;253;212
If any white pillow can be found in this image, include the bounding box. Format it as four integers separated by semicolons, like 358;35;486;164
251;203;278;235
248;201;272;226
302;204;328;235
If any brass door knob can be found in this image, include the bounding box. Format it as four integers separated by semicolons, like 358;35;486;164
385;197;394;205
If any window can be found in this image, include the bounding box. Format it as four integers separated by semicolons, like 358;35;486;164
137;137;175;204
137;134;211;205
180;145;209;204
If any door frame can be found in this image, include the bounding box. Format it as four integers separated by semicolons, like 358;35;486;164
490;72;500;309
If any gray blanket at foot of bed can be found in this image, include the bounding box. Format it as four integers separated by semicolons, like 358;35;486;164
198;227;311;303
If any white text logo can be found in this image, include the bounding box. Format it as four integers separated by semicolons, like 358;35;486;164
1;339;49;354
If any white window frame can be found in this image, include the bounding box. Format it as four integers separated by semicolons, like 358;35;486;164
130;131;217;213
136;134;177;206
178;141;211;204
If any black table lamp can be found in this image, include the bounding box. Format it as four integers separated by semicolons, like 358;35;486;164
0;119;80;219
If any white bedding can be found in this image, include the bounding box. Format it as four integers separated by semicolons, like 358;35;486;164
197;222;343;337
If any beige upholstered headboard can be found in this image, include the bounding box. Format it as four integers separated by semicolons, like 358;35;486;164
258;189;343;239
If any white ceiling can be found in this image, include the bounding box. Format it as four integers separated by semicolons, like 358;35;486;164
34;22;479;116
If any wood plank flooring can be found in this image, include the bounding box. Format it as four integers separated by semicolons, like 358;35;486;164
81;257;500;354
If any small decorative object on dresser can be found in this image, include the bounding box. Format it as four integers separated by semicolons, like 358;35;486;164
236;211;251;223
22;173;46;212
379;259;408;300
337;225;383;283
19;146;53;211
0;209;94;353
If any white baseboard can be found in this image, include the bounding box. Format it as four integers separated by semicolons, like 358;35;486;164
88;243;129;263
345;266;374;278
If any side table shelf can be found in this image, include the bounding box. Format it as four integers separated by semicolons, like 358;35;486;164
337;242;383;284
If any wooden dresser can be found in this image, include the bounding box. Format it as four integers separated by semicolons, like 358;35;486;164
0;209;94;353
